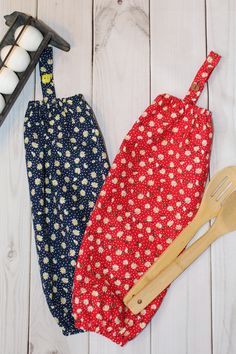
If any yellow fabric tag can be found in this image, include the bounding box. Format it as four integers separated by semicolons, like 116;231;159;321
42;73;53;84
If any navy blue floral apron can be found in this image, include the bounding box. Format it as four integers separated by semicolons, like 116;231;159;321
24;46;110;335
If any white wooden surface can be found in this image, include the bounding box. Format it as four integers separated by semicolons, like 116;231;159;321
0;1;235;353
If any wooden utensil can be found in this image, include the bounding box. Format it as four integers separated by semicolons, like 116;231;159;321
124;166;236;308
127;190;236;314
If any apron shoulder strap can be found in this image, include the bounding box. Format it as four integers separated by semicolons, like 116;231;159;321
183;51;221;105
39;46;56;103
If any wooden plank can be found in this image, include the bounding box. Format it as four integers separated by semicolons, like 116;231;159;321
28;1;92;353
207;1;236;354
92;0;150;161
0;1;36;353
150;1;212;353
1;1;235;353
89;0;151;352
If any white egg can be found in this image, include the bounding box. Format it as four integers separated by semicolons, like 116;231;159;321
1;45;30;72
14;25;43;52
0;67;19;94
0;94;5;113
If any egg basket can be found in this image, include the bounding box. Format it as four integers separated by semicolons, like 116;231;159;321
0;11;70;127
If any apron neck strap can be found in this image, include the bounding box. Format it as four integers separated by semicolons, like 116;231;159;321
39;46;56;103
183;51;221;105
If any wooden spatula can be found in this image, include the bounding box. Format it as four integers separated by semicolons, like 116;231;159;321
124;166;236;308
127;189;236;314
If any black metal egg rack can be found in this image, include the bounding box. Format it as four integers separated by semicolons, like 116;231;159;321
0;11;70;127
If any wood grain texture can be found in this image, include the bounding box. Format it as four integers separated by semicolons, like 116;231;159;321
207;1;236;354
92;0;150;162
0;1;36;354
0;0;236;353
90;0;150;352
150;1;212;353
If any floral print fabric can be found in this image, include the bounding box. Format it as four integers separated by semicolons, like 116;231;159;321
72;51;221;345
24;46;110;335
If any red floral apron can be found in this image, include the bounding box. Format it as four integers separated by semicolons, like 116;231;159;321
72;51;221;345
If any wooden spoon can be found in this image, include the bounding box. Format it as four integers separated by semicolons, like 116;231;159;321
124;166;236;307
127;189;236;314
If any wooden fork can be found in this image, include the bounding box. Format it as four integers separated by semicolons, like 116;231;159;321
127;189;236;314
124;166;236;309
